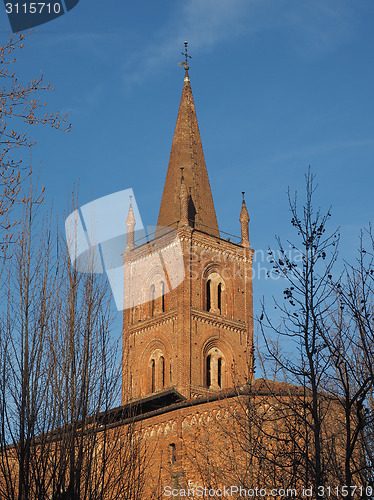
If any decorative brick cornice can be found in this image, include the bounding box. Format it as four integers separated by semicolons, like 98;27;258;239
178;235;253;263
191;308;247;333
129;311;177;335
123;237;181;265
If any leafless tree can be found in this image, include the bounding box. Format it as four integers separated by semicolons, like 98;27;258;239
0;33;70;252
185;171;374;498
180;380;339;499
322;226;374;494
0;187;147;499
252;170;374;498
258;170;339;495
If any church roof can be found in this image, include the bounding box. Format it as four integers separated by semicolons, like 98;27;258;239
157;69;219;237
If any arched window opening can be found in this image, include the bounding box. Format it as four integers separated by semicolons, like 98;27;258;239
206;355;211;388
151;359;155;393
150;350;167;393
150;285;155;316
217;357;222;388
169;443;176;465
217;282;222;313
205;347;225;390
161;356;165;388
161;281;165;312
205;272;225;315
206;279;211;312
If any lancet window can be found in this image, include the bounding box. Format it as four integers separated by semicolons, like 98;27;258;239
169;443;176;464
149;350;166;393
205;272;225;315
205;347;225;390
149;281;166;316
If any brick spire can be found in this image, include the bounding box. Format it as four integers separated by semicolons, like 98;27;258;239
157;69;219;237
239;192;250;248
179;168;189;227
126;200;136;251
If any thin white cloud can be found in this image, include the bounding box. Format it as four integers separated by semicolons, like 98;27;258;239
122;0;358;86
33;31;122;61
122;0;255;86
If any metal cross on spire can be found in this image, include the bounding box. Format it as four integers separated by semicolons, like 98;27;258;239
178;41;191;70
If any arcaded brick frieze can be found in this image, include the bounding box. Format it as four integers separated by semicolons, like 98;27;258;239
128;311;177;335
191;309;247;332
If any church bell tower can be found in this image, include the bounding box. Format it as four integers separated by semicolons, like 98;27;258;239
122;51;254;405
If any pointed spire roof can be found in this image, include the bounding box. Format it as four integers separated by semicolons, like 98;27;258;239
179;168;189;227
239;194;250;224
239;192;250;248
157;68;219;237
126;199;136;251
126;201;135;226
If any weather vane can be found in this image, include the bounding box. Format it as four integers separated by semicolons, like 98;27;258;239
178;41;191;70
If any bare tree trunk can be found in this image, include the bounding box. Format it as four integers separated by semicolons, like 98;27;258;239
0;188;147;499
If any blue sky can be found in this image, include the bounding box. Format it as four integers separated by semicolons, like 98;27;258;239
1;0;373;326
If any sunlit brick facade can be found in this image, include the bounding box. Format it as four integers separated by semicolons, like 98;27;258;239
120;67;256;494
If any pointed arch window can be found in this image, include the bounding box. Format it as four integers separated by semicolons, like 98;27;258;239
205;347;225;390
169;443;176;464
160;356;165;388
206;279;211;312
205;273;225;315
206;354;211;388
217;282;222;313
217;357;222;388
161;281;165;312
151;359;155;393
149;350;167;393
150;285;155;316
